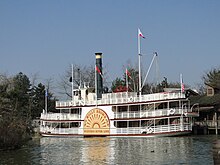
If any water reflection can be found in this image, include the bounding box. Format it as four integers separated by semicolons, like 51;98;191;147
0;136;215;165
81;137;112;164
39;137;84;165
110;137;194;165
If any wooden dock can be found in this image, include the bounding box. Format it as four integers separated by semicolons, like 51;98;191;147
193;119;220;135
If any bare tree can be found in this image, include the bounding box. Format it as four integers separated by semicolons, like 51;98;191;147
29;72;40;88
58;63;95;98
195;83;206;95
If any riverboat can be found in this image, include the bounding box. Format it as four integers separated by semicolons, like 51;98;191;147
40;52;199;137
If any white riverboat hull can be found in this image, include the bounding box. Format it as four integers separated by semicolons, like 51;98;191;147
40;130;191;138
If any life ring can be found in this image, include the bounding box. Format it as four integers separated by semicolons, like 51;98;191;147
147;127;154;134
128;97;134;102
169;108;175;115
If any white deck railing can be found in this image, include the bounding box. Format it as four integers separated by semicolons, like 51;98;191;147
56;92;185;108
116;124;191;134
40;108;189;121
40;108;193;121
40;113;81;120
114;108;189;119
40;123;191;135
40;127;79;134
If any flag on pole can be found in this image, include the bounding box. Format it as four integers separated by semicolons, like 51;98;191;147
96;65;103;78
126;68;132;79
45;88;48;113
181;83;185;93
45;89;48;97
138;28;145;39
180;74;185;93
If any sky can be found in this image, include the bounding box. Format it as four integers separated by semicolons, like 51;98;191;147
0;0;220;95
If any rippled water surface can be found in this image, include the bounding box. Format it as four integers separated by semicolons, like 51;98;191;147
0;135;217;165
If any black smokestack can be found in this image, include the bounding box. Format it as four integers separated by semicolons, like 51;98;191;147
95;53;103;99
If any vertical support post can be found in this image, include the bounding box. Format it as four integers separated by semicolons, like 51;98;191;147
71;64;74;103
168;118;170;132
138;54;142;96
138;29;142;97
126;68;128;93
45;88;48;114
215;112;218;135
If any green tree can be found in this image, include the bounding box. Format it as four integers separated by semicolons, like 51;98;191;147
111;77;125;92
0;72;57;150
9;72;31;118
0;73;31;150
30;83;57;119
30;83;46;119
203;68;220;93
123;68;139;92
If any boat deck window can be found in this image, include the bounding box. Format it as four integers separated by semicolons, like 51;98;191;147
130;105;140;111
129;121;139;127
117;106;128;112
114;121;127;128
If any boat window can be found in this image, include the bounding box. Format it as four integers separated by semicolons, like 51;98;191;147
141;120;153;127
71;108;82;114
70;122;80;128
112;106;116;112
61;123;69;128
118;106;128;112
129;121;139;127
130;105;140;112
169;101;179;109
157;102;168;109
170;118;180;124
141;104;154;111
159;119;168;125
60;109;70;113
115;121;127;128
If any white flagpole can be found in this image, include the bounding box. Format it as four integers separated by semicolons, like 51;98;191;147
126;68;128;93
45;88;48;114
71;64;74;102
138;28;142;96
138;29;141;55
180;73;183;93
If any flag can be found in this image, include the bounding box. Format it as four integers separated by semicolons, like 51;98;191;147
45;89;48;97
126;68;132;79
181;83;185;93
180;74;185;93
96;65;103;78
138;28;145;39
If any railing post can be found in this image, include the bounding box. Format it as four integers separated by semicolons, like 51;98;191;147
215;112;218;135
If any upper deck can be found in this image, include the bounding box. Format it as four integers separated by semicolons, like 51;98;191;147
56;91;186;108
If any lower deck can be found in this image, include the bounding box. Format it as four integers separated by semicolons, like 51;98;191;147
40;122;192;137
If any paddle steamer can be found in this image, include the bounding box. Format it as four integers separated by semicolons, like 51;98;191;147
40;52;199;137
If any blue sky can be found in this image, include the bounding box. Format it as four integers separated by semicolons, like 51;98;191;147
0;0;220;92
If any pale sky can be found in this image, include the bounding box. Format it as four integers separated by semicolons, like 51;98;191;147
0;0;220;95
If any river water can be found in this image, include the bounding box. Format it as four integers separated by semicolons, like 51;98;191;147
0;135;217;165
